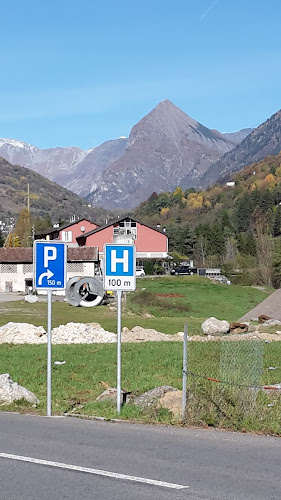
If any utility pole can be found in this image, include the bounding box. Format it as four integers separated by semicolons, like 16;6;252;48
27;183;30;212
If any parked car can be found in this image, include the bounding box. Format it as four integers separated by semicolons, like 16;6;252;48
170;266;197;276
136;267;145;277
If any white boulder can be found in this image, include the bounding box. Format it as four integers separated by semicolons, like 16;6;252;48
0;373;39;405
201;317;230;335
24;294;38;303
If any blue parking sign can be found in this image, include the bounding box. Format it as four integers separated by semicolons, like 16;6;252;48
34;241;67;290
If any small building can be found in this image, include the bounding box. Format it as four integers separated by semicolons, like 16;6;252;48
198;268;221;277
226;181;235;187
0;247;99;294
76;216;168;266
35;218;99;247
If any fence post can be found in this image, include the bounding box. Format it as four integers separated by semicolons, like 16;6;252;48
182;322;188;423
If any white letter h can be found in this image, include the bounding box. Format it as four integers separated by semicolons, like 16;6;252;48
111;250;128;272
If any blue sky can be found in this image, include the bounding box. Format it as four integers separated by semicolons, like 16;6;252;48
0;0;280;149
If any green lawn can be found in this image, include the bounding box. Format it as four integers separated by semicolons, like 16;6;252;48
0;341;280;434
0;276;272;335
0;277;279;434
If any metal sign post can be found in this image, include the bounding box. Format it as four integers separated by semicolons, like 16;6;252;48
47;289;52;416
182;322;188;423
33;241;67;417
116;290;122;413
103;244;136;414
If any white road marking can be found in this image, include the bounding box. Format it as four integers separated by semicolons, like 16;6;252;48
0;452;189;490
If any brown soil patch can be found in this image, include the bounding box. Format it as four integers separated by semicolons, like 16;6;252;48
158;390;183;417
155;293;184;298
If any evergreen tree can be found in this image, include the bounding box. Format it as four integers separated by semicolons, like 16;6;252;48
237;233;256;256
206;224;225;256
273;205;281;237
235;193;254;232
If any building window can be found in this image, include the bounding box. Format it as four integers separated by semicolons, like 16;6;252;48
0;264;18;273
113;220;137;239
61;231;72;242
67;262;84;272
23;264;33;273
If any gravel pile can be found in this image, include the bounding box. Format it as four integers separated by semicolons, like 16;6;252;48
0;322;183;344
1;322;280;345
52;322;116;344
121;326;183;342
0;322;46;344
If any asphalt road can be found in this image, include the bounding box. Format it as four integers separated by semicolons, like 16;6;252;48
0;292;25;303
0;413;280;500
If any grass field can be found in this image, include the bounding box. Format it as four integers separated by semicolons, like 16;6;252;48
0;276;273;335
0;276;280;434
0;341;280;434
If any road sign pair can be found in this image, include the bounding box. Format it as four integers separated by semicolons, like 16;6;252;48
33;242;136;292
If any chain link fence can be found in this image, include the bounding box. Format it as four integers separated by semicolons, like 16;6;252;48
182;334;280;431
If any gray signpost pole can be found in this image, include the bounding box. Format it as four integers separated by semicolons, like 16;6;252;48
117;290;122;414
103;244;136;416
34;240;66;418
47;289;52;417
182;322;188;423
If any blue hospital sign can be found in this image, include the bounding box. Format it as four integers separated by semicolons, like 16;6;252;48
103;244;136;291
34;241;67;290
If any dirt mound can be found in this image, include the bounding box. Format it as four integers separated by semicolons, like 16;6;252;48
121;326;183;342
190;331;281;342
158;390;183;417
240;289;281;322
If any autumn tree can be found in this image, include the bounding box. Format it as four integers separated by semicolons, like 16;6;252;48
252;208;273;286
14;208;32;247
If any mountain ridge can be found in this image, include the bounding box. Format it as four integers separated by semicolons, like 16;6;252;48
200;110;281;187
0;156;112;225
86;100;236;208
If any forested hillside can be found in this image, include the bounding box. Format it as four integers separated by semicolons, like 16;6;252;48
0;157;112;224
134;152;281;287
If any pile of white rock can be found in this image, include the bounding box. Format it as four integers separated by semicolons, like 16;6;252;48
0;322;184;344
52;322;116;344
0;322;46;344
0;322;117;344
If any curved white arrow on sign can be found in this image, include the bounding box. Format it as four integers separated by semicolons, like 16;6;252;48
38;269;54;285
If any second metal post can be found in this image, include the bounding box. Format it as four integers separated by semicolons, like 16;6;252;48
47;289;52;417
117;290;122;414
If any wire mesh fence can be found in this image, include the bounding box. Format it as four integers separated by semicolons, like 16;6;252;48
182;336;280;431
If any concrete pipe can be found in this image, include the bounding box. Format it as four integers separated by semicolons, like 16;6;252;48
73;277;104;307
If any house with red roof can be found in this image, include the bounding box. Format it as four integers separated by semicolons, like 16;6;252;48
35;217;99;246
76;216;168;265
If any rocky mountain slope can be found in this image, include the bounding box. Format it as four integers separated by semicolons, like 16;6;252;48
220;128;253;145
200;110;281;187
64;138;128;197
0;156;111;224
1;101;277;212
86;100;235;209
0;138;87;184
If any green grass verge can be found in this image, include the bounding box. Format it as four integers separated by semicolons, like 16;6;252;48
0;342;280;434
0;276;272;335
0;277;279;433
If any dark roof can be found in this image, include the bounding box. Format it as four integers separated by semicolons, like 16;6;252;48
35;218;98;237
0;248;33;263
0;246;99;263
76;216;167;241
67;247;99;262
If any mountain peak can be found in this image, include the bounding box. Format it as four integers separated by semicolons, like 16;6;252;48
151;99;194;119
